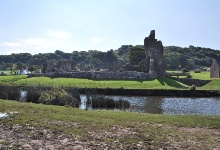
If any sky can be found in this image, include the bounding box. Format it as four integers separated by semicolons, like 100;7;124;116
0;0;219;55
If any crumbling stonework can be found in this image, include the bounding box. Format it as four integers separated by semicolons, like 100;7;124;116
103;62;113;72
44;71;153;80
42;60;54;74
139;58;149;73
42;59;76;74
80;63;85;71
144;30;165;76
56;59;76;72
112;61;123;72
210;59;220;78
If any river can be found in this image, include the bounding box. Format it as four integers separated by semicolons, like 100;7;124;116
79;95;220;115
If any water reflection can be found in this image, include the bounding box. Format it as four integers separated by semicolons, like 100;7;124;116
162;97;220;115
79;95;220;115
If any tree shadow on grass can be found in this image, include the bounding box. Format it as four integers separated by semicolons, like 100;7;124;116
157;77;188;89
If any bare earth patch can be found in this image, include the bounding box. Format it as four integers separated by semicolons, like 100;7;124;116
0;122;220;149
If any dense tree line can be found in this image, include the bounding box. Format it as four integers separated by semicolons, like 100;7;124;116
0;45;220;71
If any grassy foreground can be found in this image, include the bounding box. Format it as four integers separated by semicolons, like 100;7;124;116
1;100;220;149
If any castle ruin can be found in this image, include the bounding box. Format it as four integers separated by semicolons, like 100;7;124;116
143;30;165;77
37;30;165;79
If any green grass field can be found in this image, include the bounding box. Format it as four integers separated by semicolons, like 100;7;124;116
0;75;27;82
190;71;210;80
0;71;220;90
0;75;189;89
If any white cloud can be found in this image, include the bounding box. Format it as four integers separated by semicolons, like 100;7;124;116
89;37;103;45
24;38;46;46
0;38;46;48
0;42;21;47
46;30;72;39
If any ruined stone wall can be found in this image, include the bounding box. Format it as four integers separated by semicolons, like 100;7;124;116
144;30;165;76
56;60;76;72
42;71;157;80
42;59;77;74
139;58;149;73
210;59;220;78
42;60;54;74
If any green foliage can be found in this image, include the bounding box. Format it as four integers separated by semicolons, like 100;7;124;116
0;86;20;100
190;85;196;90
28;65;38;73
0;45;219;70
26;87;41;103
39;87;78;107
5;63;14;74
164;46;219;69
15;62;27;74
126;46;145;66
181;68;189;73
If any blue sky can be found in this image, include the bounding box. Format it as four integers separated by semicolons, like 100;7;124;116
0;0;219;54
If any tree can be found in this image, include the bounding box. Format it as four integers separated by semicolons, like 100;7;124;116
5;63;14;74
15;62;27;74
126;46;145;66
28;65;38;73
106;49;118;64
0;62;6;70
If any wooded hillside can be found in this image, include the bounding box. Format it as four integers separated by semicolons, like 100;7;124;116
0;45;219;70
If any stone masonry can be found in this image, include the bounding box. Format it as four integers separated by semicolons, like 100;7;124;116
143;30;165;77
210;59;220;78
42;59;76;74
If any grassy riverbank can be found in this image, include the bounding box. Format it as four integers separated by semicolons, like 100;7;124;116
0;71;220;90
0;99;220;149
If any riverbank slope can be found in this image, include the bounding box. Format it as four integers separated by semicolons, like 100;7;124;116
0;100;220;149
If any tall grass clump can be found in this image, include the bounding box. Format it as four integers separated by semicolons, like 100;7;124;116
38;86;80;107
26;87;42;103
0;86;20;100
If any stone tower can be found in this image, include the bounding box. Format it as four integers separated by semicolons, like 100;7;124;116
144;30;165;76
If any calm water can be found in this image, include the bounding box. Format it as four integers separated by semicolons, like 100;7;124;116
80;95;220;115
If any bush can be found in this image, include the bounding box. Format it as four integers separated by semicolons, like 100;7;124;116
39;87;79;107
190;85;196;90
194;69;201;73
0;86;20;100
181;68;189;73
0;92;8;99
187;75;192;78
26;87;41;103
